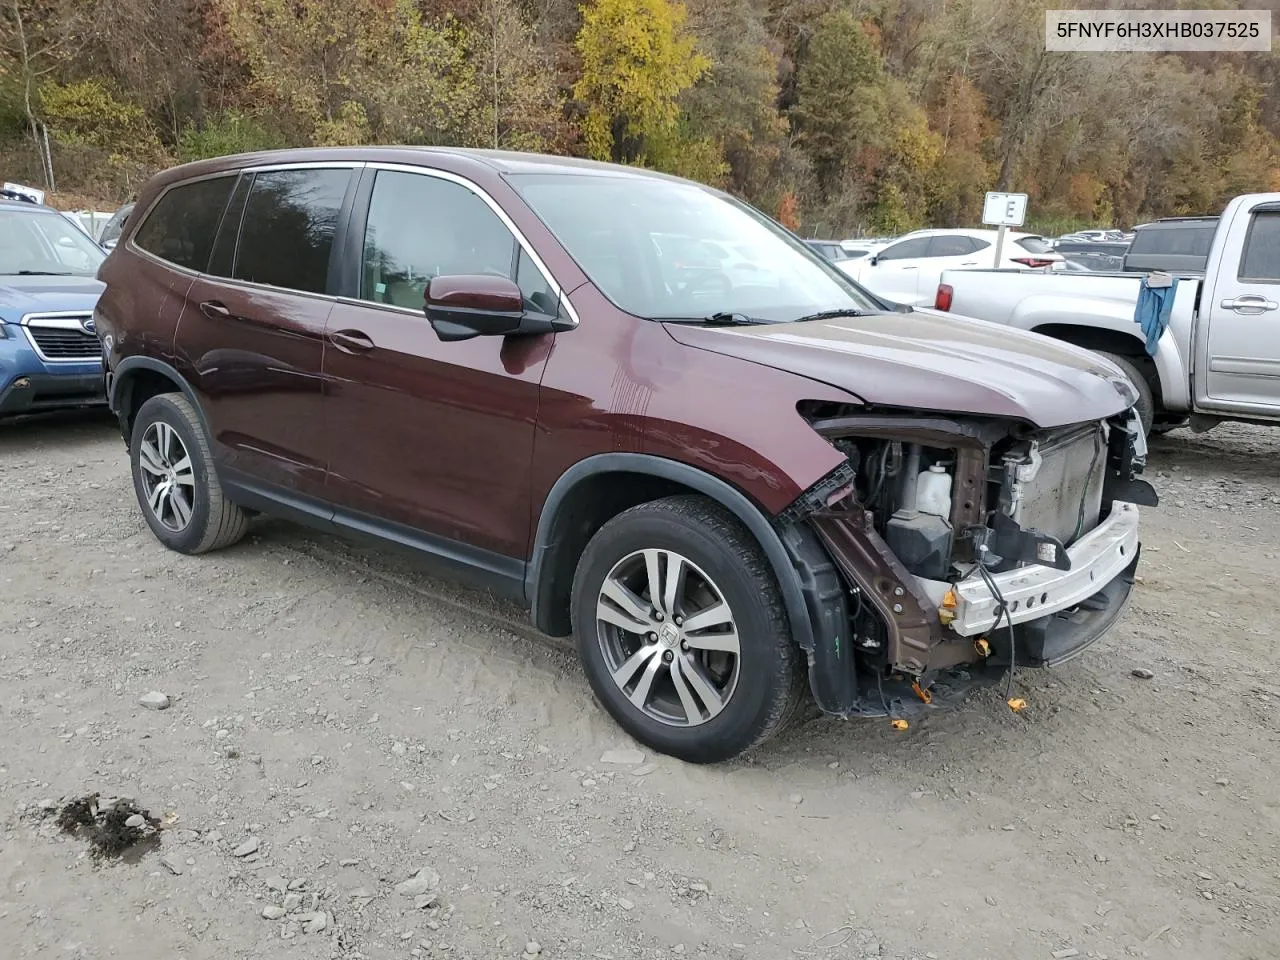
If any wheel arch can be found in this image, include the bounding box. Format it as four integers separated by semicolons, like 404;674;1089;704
110;357;208;446
526;453;816;657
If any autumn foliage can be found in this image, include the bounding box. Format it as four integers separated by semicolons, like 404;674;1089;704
2;0;1277;236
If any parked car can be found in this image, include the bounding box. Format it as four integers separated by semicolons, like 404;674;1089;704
98;202;135;250
0;197;107;417
935;194;1280;436
841;236;895;252
804;239;847;261
97;148;1152;762
841;228;1062;305
1052;237;1129;273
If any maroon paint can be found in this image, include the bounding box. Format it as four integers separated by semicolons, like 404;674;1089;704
427;274;524;314
322;296;550;557
175;275;334;498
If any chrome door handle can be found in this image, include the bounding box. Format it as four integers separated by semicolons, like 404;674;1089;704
1221;295;1278;312
329;329;375;353
199;300;231;320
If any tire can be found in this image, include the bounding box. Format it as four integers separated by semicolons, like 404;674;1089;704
129;392;249;554
1151;417;1189;436
570;494;805;763
1099;352;1154;436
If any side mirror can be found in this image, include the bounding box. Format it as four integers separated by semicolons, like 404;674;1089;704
868;256;879;266
425;274;575;343
424;275;525;342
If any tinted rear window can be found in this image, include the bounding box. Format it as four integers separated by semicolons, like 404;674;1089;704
878;237;930;260
1129;221;1217;257
232;169;350;294
1239;211;1280;282
133;177;236;271
927;235;977;257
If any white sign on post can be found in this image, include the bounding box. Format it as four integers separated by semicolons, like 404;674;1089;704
982;191;1028;268
3;181;45;205
982;192;1027;226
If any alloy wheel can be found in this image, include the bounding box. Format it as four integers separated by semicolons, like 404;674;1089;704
595;549;741;727
137;420;196;532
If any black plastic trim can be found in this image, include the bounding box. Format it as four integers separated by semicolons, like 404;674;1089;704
777;520;859;713
987;549;1140;668
221;470;526;602
527;453;817;656
108;356;210;442
0;372;105;415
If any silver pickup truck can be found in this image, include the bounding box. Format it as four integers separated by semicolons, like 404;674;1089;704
933;193;1280;435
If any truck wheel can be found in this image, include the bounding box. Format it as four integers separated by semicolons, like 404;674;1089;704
1100;352;1154;436
129;393;249;554
570;495;805;764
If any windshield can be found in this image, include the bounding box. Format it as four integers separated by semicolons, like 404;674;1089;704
508;173;881;321
0;209;105;276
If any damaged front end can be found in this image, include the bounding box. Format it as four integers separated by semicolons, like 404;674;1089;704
778;404;1157;719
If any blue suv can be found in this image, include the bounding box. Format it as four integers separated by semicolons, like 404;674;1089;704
0;196;107;417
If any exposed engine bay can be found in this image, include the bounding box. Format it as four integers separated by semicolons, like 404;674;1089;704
780;405;1157;717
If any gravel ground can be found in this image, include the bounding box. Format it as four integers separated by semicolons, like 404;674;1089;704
0;413;1277;960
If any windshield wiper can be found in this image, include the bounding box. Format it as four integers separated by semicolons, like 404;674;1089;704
793;308;864;323
702;312;772;326
15;270;74;276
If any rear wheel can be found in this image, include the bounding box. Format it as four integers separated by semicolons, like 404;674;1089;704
130;393;248;554
1099;352;1154;436
571;495;804;763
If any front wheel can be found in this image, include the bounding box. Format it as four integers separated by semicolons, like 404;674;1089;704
570;495;804;763
1099;352;1155;436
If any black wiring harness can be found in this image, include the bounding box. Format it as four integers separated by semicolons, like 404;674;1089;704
974;545;1019;703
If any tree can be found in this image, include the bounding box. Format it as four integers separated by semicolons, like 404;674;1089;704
572;0;709;164
682;0;803;208
0;0;100;187
214;0;484;146
470;0;565;151
790;10;887;196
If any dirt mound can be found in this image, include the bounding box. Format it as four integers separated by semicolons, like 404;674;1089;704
54;794;162;861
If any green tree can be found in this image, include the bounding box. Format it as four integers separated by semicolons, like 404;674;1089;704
215;0;483;146
572;0;709;164
683;0;803;208
470;0;565;151
0;0;101;187
790;10;886;196
177;110;284;161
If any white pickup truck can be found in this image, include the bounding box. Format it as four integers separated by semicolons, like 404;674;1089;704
933;193;1280;435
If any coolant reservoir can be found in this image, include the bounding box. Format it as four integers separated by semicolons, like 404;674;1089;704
917;465;952;518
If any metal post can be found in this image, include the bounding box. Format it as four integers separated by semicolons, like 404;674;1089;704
41;123;55;193
993;223;1006;268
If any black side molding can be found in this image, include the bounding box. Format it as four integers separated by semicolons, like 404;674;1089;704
221;470;527;603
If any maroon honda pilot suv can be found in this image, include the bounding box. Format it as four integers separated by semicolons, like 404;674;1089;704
96;148;1156;762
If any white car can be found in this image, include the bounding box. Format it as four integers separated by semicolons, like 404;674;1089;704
842;228;1062;306
828;240;889;279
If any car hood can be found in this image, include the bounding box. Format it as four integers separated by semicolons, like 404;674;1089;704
663;308;1135;428
0;275;104;322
